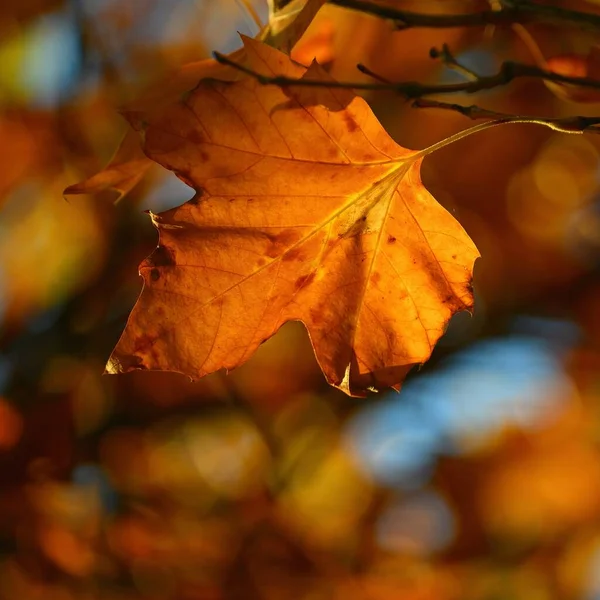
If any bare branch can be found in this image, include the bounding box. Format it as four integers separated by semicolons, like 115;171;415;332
413;98;600;134
430;44;479;80
355;63;393;84
326;0;600;31
213;51;600;98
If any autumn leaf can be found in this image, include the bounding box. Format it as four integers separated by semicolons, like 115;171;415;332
106;36;479;396
63;51;247;201
63;129;153;202
290;13;335;66
64;0;326;202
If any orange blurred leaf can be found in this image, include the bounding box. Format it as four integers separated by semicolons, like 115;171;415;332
65;1;327;203
105;37;478;396
545;47;600;103
63;129;152;202
290;17;335;66
39;524;96;577
64;48;248;202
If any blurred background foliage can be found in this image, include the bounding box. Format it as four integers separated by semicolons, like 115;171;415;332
2;0;600;598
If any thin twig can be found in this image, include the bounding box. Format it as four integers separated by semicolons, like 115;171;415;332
213;51;600;97
356;63;393;84
326;0;600;31
485;0;548;66
413;98;600;134
430;44;479;80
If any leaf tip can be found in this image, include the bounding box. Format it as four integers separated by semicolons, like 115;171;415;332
105;355;125;375
63;180;128;204
105;352;148;375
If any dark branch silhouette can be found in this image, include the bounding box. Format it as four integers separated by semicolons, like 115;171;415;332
213;51;600;97
412;98;600;134
326;0;600;31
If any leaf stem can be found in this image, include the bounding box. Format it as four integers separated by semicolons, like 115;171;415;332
415;114;600;160
414;98;600;134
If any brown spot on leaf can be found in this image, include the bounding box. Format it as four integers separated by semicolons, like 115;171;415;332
309;307;324;326
344;114;359;133
295;272;315;290
133;334;157;354
128;356;148;369
147;245;176;267
187;130;205;145
282;246;306;262
150;268;160;282
452;254;457;260
371;272;381;284
264;228;303;258
387;235;396;244
275;229;302;245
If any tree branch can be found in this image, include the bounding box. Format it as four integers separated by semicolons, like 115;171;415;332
326;0;600;31
430;44;479;81
213;51;600;98
412;98;600;134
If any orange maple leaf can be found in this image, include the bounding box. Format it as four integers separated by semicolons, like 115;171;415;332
106;36;479;396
